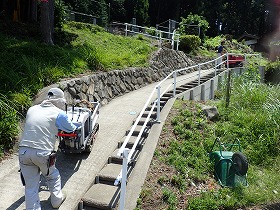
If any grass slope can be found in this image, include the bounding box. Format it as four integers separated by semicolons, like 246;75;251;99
0;21;156;157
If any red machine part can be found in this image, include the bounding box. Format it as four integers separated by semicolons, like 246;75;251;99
57;132;78;137
227;54;244;68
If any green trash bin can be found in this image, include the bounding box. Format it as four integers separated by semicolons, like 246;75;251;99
209;138;248;187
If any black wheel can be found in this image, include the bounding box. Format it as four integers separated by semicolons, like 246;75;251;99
84;123;99;153
232;152;248;176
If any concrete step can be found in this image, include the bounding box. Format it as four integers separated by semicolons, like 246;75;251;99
176;87;189;91
82;183;120;210
160;96;171;101
162;92;173;97
146;105;163;112
204;73;216;78
187;81;199;86
126;125;150;137
109;147;141;165
133;117;154;126
181;84;195;88
141;110;157;118
109;148;130;164
159;100;167;106
96;163;122;184
118;136;145;150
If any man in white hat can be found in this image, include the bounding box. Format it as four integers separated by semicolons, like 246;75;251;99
19;87;77;209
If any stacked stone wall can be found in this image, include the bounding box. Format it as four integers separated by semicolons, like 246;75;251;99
56;48;207;105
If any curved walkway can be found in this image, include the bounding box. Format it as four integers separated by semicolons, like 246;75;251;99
0;69;214;210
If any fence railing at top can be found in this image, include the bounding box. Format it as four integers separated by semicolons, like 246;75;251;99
109;22;180;50
115;52;261;210
67;10;106;26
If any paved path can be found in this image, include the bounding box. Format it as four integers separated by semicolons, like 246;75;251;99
0;69;215;210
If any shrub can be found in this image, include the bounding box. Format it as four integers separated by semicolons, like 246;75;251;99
178;13;209;41
266;59;280;73
0;94;19;151
145;26;157;36
179;35;201;53
66;21;105;33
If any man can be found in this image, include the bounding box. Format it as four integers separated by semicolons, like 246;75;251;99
217;41;225;69
19;87;77;210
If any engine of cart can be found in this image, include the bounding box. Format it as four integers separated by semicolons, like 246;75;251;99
58;101;95;153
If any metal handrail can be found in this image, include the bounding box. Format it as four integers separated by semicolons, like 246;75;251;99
115;54;228;184
116;52;260;210
124;23;180;50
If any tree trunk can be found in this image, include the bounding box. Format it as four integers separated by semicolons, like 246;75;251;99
30;0;37;22
49;0;55;41
40;0;54;45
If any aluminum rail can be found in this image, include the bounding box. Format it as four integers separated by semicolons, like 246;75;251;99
116;52;260;210
114;54;227;185
124;23;180;50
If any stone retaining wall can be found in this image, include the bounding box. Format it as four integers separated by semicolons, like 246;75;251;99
57;48;204;105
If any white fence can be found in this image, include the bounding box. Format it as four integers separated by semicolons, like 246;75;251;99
115;52;261;210
108;22;180;50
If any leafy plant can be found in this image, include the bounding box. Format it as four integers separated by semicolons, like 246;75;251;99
162;188;178;209
179;35;201;53
0;94;19;150
179;13;209;41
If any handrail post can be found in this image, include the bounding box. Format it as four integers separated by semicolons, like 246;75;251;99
119;148;129;210
226;53;229;69
214;59;217;76
156;86;161;122
160;31;162;47
125;23;128;36
173;71;177;97
198;64;201;85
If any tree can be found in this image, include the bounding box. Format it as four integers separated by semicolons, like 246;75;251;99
40;0;54;45
107;0;126;23
134;0;149;25
179;13;209;41
90;0;108;26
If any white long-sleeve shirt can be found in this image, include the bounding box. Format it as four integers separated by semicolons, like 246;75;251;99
19;100;77;151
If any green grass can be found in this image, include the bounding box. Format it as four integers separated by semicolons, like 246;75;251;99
0;22;155;95
0;21;155;152
137;68;280;209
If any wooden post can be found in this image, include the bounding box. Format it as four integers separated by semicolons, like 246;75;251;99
225;70;231;108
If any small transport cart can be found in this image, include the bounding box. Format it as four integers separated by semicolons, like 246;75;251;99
57;100;100;153
209;137;248;187
227;54;245;68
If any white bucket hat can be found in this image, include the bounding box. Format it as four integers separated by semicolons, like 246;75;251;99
47;88;65;99
47;88;66;110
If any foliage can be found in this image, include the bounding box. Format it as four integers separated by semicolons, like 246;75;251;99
266;59;280;73
162;188;178;209
0;94;19;152
179;35;201;53
203;36;226;51
54;0;70;30
133;0;149;26
70;0;109;26
220;69;280;166
178;13;209;41
0;21;155;151
65;22;154;70
109;0;126;22
145;26;157;36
